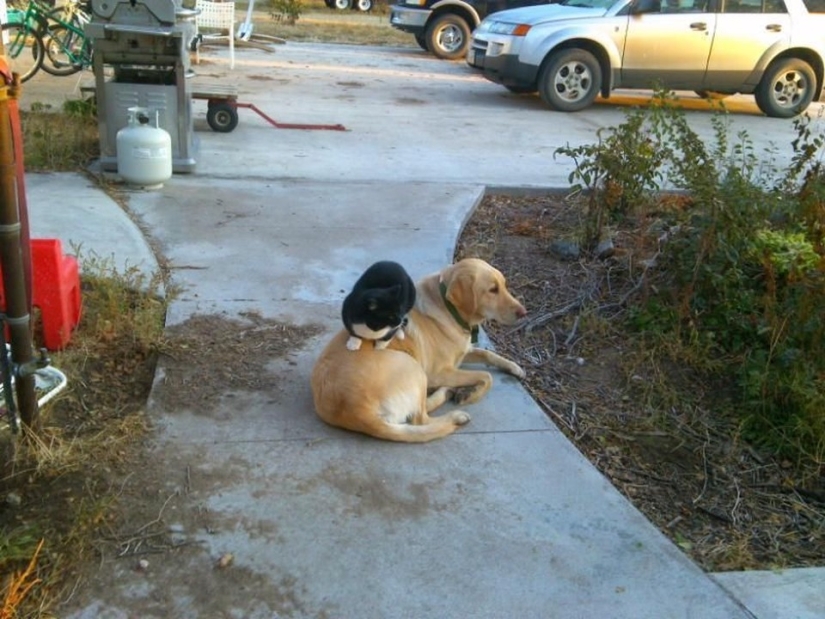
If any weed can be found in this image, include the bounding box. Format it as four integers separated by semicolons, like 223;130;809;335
21;102;98;172
269;0;303;24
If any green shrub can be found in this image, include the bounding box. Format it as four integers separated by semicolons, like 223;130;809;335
558;93;825;467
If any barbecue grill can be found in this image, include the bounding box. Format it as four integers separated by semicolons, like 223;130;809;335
87;0;199;173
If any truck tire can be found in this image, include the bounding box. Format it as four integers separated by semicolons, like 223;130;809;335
754;58;816;118
538;48;602;112
425;13;471;60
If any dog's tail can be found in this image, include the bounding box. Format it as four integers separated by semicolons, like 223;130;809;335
352;410;471;444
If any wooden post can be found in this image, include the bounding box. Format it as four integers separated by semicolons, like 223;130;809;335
0;64;39;430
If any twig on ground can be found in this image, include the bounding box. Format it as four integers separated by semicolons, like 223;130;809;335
730;477;743;526
696;505;733;524
620;467;675;484
564;315;580;349
516;298;585;334
135;491;178;534
693;430;710;505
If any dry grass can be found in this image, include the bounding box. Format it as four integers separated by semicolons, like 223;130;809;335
21;102;98;172
0;254;166;617
241;0;416;46
260;18;414;46
1;539;43;619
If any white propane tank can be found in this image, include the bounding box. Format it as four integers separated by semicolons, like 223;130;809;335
117;107;172;188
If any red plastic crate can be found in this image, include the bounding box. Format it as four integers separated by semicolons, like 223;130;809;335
0;238;82;351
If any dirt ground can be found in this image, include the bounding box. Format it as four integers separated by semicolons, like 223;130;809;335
456;192;825;572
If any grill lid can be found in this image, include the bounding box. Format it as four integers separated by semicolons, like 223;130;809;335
90;0;178;25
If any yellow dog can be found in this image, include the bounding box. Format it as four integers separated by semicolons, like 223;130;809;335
311;258;527;442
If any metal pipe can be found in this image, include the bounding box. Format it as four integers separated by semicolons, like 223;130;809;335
0;65;39;430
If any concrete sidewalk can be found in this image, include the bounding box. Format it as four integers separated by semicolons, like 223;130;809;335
22;42;823;618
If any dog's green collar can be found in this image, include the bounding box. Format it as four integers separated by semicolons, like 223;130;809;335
439;280;479;344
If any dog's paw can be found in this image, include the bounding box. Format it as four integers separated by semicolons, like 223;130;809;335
451;386;477;405
508;363;526;379
346;337;362;351
451;411;471;426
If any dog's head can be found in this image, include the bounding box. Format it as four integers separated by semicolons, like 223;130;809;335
442;258;527;326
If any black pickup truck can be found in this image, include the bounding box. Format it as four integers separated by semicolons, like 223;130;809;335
390;0;551;60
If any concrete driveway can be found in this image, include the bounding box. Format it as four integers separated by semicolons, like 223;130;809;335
22;41;824;618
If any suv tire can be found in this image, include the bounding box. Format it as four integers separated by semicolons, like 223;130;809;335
425;13;472;60
538;48;602;112
415;33;429;51
754;57;816;118
355;0;373;10
334;0;352;8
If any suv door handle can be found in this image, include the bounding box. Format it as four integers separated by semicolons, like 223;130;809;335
689;22;707;30
766;23;782;31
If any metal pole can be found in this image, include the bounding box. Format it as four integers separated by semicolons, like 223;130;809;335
0;64;39;430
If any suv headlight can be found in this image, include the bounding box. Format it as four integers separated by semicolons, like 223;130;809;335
483;21;531;36
401;0;428;5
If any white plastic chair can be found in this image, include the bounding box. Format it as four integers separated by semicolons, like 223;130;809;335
195;0;236;69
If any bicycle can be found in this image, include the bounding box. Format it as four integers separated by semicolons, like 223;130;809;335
4;0;94;78
39;0;94;76
1;5;46;82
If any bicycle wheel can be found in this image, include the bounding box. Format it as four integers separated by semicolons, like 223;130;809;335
41;24;84;76
1;22;45;82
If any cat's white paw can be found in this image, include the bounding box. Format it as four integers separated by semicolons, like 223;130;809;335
374;339;390;350
346;336;362;351
452;411;471;426
396;329;406;341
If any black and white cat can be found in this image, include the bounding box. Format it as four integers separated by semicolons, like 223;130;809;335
342;260;416;351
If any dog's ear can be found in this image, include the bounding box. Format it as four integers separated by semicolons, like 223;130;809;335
445;270;477;317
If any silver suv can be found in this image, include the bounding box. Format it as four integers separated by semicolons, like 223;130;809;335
466;0;825;117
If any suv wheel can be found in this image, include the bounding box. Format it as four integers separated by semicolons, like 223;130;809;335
334;0;351;8
355;0;372;10
414;33;429;51
425;13;471;60
538;48;602;112
754;58;816;118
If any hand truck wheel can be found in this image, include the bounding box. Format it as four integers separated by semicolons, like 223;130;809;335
206;101;239;133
